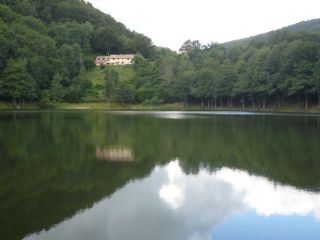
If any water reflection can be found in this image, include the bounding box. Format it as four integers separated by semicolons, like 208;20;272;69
25;160;320;240
1;111;320;239
96;146;134;162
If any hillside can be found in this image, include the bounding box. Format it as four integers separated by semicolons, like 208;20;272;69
0;1;320;111
0;0;155;106
81;65;136;101
224;18;320;49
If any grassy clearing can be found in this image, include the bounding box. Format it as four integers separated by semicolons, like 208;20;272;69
80;65;136;101
0;102;10;110
83;65;135;87
0;102;39;110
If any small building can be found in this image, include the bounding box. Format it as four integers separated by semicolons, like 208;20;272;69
96;146;134;162
95;54;136;66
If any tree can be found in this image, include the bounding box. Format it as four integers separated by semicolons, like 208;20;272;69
174;55;196;107
104;68;119;105
233;74;249;109
0;59;36;106
115;81;135;104
50;74;65;101
312;60;320;106
192;68;212;108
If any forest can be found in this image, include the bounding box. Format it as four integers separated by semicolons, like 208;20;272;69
0;0;156;106
0;0;320;109
126;32;320;109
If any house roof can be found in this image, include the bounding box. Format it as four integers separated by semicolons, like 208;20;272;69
96;54;136;59
108;54;136;59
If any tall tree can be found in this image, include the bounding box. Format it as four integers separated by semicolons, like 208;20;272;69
0;59;36;105
104;67;119;105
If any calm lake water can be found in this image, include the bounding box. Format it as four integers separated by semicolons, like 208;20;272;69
0;111;320;240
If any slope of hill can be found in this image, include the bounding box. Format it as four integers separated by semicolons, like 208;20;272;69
0;0;155;105
1;2;320;110
224;18;320;49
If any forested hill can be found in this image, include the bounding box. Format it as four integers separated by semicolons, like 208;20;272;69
0;0;155;56
224;18;320;49
0;0;156;105
1;1;320;111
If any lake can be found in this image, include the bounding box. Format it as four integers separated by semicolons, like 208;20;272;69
0;111;320;240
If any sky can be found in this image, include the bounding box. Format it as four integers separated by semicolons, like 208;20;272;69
26;160;320;240
87;0;320;51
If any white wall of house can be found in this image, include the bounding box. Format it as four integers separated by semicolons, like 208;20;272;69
95;54;136;65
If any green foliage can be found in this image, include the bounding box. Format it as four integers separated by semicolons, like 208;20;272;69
1;0;320;108
136;30;320;109
115;81;135;104
50;74;65;101
0;59;36;103
104;67;119;103
39;90;55;109
142;96;163;106
0;0;156;104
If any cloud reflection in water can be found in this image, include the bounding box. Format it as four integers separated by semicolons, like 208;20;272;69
25;160;320;240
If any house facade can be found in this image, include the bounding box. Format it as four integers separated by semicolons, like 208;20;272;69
95;54;136;66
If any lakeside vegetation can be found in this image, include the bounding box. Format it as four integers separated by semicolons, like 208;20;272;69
0;1;320;111
1;101;320;113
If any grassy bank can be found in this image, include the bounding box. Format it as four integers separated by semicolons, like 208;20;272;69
0;102;39;110
1;101;320;113
58;102;320;113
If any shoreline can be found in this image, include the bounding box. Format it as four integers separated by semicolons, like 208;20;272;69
1;101;320;114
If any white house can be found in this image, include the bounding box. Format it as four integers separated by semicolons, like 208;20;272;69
95;54;136;65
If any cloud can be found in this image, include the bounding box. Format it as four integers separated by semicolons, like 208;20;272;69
87;0;320;50
26;160;320;240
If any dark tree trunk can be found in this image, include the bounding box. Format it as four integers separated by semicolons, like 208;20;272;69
241;97;245;109
201;99;204;109
12;97;17;107
252;98;255;110
277;94;281;109
305;94;308;110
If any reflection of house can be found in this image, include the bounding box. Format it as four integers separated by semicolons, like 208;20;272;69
96;147;134;162
95;54;136;66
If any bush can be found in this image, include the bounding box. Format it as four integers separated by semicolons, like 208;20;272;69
142;96;163;106
39;94;56;109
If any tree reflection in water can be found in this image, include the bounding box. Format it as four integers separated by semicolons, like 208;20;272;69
25;160;320;240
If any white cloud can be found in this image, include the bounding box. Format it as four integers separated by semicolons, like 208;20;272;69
25;160;320;240
87;0;320;50
216;167;320;217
